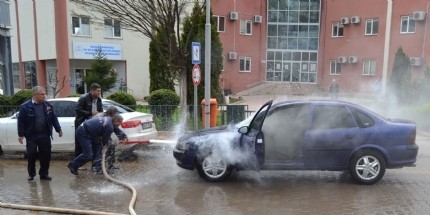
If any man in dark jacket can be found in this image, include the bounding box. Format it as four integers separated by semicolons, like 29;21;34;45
67;114;124;175
92;106;128;174
18;86;63;181
74;83;102;157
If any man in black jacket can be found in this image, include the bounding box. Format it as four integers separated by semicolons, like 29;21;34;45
74;83;102;158
18;86;63;181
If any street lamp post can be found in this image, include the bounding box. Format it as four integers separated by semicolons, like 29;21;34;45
204;0;211;128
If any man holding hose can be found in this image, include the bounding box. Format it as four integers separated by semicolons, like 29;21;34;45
67;114;124;175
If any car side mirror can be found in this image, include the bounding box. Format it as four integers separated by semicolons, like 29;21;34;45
238;126;249;134
11;112;18;119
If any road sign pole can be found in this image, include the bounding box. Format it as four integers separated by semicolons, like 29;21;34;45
194;85;198;130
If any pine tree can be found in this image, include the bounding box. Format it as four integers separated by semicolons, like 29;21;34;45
389;47;412;104
84;48;117;97
181;2;223;105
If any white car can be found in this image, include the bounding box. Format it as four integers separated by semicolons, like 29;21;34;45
0;97;158;153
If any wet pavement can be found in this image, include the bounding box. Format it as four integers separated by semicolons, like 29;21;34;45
1;131;430;215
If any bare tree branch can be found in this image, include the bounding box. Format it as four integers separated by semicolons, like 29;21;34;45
71;0;205;107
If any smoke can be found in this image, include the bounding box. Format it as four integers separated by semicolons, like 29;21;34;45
186;127;255;166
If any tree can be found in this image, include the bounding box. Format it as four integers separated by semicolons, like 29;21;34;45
73;0;204;108
84;49;116;97
181;2;223;105
149;28;177;93
47;69;66;98
388;47;412;104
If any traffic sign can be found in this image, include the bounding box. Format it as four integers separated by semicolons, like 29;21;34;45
192;64;201;86
192;42;201;64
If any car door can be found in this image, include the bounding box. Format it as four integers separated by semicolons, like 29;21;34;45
238;100;272;170
304;104;362;167
4;112;22;151
49;101;76;152
261;103;310;166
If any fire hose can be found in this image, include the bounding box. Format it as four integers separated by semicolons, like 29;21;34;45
0;139;174;214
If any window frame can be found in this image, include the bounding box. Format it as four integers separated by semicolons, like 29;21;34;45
362;59;376;75
329;60;341;75
104;18;122;38
239;57;251;72
400;15;416;34
71;15;91;36
365;18;379;35
213;15;225;32
240;19;252;35
331;22;344;37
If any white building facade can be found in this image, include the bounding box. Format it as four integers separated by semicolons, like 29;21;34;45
8;0;150;99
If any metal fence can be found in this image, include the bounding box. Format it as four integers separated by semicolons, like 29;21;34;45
0;104;254;131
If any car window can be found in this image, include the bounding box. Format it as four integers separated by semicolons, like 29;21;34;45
311;105;357;130
262;104;309;160
103;101;134;113
50;101;76;117
351;108;375;128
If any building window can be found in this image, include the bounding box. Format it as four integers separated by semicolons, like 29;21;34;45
330;60;341;75
400;16;415;33
240;20;252;35
365;19;379;35
239;57;251;72
266;0;320;83
363;59;376;75
332;22;343;37
72;16;91;36
213;15;225;32
104;18;121;38
24;61;37;89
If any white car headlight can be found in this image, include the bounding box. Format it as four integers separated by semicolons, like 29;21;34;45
176;142;191;150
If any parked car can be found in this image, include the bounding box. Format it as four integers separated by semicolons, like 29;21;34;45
173;100;419;185
0;97;157;153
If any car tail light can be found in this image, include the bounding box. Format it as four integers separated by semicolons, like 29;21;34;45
121;120;141;128
408;130;416;145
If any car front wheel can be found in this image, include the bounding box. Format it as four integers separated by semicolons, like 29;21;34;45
349;150;386;185
197;153;232;182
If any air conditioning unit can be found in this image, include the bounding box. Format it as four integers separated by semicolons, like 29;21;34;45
253;15;262;23
413;11;426;21
351;16;361;24
410;57;423;66
229;12;239;21
228;52;237;60
0;24;11;29
341;17;350;25
348;56;359;63
337;56;347;64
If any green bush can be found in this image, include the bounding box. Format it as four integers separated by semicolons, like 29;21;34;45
0;94;11;105
147;89;180;105
68;93;82;97
147;89;180;130
0;94;12;117
107;92;136;109
10;89;33;105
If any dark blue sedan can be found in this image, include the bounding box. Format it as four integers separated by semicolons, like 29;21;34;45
173;100;418;185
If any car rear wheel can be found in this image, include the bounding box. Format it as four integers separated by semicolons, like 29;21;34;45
197;153;232;182
349;150;386;185
0;145;3;156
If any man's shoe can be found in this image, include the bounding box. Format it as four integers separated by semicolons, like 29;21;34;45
27;176;34;181
40;175;52;180
67;162;78;175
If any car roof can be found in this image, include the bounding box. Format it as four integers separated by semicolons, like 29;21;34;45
47;97;113;103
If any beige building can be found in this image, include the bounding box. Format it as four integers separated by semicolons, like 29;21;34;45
8;0;150;99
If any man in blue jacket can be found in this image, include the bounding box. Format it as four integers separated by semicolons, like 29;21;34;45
67;114;123;175
18;86;63;181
